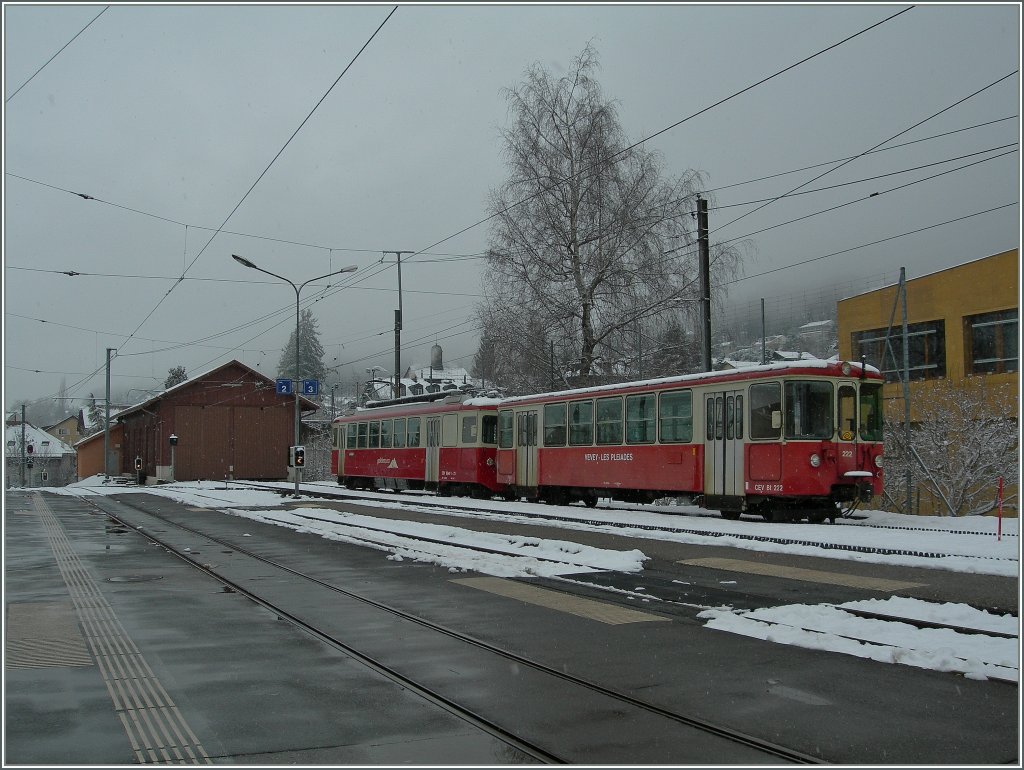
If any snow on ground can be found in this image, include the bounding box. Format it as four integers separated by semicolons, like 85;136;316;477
45;476;1020;682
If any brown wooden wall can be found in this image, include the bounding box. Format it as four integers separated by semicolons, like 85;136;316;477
117;361;306;481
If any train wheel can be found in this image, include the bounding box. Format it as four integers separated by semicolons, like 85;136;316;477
720;510;741;521
583;493;599;508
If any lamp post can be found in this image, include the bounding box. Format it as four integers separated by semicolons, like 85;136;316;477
232;254;357;497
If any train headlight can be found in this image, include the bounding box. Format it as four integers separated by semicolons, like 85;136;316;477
486;457;495;467
874;454;883;468
841;362;852;376
809;453;822;468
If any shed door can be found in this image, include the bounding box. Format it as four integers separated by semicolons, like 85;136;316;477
704;391;744;498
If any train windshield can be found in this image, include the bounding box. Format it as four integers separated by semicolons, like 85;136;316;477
859;383;883;442
784;381;834;440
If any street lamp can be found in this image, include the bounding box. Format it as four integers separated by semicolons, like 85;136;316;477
232;254;357;497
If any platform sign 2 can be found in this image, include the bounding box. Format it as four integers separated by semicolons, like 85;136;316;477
276;378;294;395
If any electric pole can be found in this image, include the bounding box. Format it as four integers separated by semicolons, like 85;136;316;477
383;251;413;398
696;196;712;372
104;347;113;478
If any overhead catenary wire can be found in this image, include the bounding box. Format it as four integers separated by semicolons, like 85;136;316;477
112;5;399;356
5;6;110;103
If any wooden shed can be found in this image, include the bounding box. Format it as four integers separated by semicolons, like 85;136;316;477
115;360;317;482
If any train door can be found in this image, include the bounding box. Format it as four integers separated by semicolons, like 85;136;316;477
704;390;744;503
516;410;539;490
425;416;441;486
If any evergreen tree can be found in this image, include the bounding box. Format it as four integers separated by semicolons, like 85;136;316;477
86;393;104;435
164;366;187;389
278;308;327;384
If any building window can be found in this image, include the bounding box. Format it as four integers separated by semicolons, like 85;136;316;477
853;320;946;382
965;309;1018;375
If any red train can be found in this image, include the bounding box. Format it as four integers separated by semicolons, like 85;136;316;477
331;393;504;497
331;360;885;522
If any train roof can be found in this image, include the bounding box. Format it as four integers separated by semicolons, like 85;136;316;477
498;360;881;406
333;391;502;422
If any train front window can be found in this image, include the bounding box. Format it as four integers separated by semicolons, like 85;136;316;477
749;382;781;440
462;416;478;444
481;415;498;445
859;383;883;442
784;381;833;440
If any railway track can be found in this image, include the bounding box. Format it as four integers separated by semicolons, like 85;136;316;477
215;480;1017;564
84;491;823;765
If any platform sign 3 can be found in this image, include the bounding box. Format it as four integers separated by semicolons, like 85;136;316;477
301;379;319;396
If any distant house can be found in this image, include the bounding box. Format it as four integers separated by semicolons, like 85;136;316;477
43;412;88;448
111;360;316;482
5;423;76;487
796;319;836;358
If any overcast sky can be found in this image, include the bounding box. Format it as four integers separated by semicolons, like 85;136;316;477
3;2;1020;409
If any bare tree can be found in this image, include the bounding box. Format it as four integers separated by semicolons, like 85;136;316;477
478;44;743;388
883;378;1018;516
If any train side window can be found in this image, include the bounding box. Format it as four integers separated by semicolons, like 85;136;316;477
481;415;498;445
569;400;594;446
346;425;357;449
658;390;692;443
838;385;857;440
407;417;421;447
393;418;407;448
736;395;743;440
498;410;514;448
706;398;714;442
380;419;392;448
357;422;368;448
626;393;655;444
749;382;782;440
596;397;623;445
715;397;724;441
332;426;341;449
442;414;458;447
726;396;735;440
543;403;567;446
369;421;381;448
462;415;478;444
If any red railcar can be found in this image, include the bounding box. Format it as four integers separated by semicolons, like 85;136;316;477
494;361;884;522
331;392;503;497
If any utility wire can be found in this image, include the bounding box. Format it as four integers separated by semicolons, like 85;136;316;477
5;6;109;103
705;69;1019;240
401;5;915;261
712;144;1017;209
704;114;1018;194
115;5;398;355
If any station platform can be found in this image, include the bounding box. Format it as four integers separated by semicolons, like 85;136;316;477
4;489;527;765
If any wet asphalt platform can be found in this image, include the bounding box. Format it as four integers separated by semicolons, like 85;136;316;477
4;488;1019;765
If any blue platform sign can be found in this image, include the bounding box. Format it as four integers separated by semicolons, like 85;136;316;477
301;379;320;396
276;378;294;395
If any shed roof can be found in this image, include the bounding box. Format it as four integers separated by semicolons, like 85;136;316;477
114;359;317;420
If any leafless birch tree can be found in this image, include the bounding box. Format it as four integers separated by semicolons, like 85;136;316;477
477;44;744;392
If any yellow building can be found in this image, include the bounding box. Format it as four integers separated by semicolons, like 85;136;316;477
837;248;1018;516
